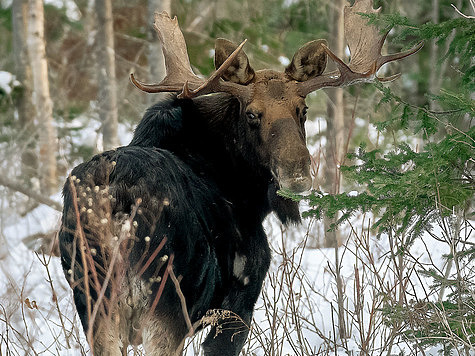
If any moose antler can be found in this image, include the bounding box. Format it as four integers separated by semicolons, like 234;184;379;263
297;0;423;96
130;12;251;100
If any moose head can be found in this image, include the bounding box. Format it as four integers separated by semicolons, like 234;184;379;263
130;0;422;194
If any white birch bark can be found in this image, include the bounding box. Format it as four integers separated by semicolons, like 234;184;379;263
12;0;37;179
324;1;348;340
95;0;119;150
27;0;57;194
324;0;346;248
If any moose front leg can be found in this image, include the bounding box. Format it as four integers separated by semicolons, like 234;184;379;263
203;234;271;356
202;288;255;356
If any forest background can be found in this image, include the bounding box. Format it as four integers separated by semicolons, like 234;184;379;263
0;0;473;355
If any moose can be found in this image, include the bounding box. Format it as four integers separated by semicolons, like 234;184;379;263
58;1;422;355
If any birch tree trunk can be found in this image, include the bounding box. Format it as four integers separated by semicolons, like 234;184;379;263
27;0;57;194
146;0;170;106
12;0;37;181
323;0;348;342
323;0;346;248
95;0;119;150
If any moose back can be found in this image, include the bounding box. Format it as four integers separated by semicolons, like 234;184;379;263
58;1;421;355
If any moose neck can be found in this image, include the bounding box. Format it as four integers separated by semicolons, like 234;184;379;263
183;94;275;224
130;94;286;226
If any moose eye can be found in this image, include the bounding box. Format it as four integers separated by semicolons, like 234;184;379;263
246;111;261;128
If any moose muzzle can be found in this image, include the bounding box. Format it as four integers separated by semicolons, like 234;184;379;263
268;118;312;194
276;157;312;194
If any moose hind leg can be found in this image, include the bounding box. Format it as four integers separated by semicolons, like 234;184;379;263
142;312;187;356
90;314;126;356
70;285;125;355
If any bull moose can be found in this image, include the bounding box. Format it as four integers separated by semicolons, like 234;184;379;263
58;0;422;355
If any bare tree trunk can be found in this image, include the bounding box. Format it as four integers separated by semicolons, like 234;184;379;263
322;3;348;343
0;175;62;212
429;0;440;112
428;0;461;112
94;0;119;150
323;0;345;248
27;0;57;194
146;0;170;106
12;0;37;182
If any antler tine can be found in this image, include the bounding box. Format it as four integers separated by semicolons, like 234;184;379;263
298;0;423;96
178;39;251;100
130;11;203;94
377;41;424;70
130;11;251;100
130;73;185;93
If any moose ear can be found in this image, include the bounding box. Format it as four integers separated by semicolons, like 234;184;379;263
215;38;255;85
285;40;328;82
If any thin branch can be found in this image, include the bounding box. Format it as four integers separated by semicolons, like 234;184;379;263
0;175;62;212
149;253;174;315
168;268;193;334
68;176;92;347
451;2;475;18
36;252;71;348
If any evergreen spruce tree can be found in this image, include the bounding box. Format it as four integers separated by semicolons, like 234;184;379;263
281;7;474;353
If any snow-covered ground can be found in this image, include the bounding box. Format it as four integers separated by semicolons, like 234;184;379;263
1;196;472;355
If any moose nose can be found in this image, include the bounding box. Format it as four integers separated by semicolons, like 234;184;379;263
277;155;312;194
279;169;312;194
281;174;312;193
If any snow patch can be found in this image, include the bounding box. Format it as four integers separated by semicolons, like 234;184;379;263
0;71;20;95
368;122;379;144
305;116;326;137
45;0;81;21
354;116;366;128
278;55;290;66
